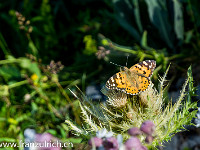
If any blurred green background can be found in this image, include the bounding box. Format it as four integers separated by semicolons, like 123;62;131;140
0;0;200;149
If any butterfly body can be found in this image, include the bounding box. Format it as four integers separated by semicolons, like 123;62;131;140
106;60;156;95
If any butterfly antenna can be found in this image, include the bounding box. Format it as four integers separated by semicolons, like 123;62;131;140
126;55;129;67
110;61;124;68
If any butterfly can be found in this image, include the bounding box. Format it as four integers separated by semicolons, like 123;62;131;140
106;60;156;95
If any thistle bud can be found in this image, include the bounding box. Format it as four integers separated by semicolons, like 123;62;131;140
140;120;155;135
128;127;142;136
88;137;103;147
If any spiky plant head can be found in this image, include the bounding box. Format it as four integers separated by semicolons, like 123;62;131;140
101;88;128;108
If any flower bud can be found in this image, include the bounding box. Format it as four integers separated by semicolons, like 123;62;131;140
145;135;154;144
140;120;155;135
128;127;142;136
140;146;148;150
88;137;103;147
125;137;142;150
103;136;119;150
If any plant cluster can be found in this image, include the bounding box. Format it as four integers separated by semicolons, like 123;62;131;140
88;120;156;150
66;66;197;149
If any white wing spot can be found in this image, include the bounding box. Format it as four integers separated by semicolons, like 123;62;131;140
143;61;148;65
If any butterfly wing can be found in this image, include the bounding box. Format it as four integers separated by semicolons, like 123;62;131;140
106;60;156;95
130;60;156;78
129;60;156;93
106;71;126;91
106;71;140;95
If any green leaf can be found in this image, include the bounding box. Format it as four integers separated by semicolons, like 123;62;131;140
173;0;184;40
28;41;38;56
0;137;16;142
112;0;141;42
185;30;193;43
58;125;68;138
31;102;38;113
6;55;15;60
131;0;143;33
68;138;83;143
31;16;45;22
19;58;32;69
187;65;196;102
0;148;14;150
141;30;149;48
145;0;174;49
0;85;9;96
46;129;57;136
83;35;97;55
0;32;10;55
0;66;21;81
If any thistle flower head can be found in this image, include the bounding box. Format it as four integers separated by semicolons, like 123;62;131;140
101;87;127;108
139;82;158;106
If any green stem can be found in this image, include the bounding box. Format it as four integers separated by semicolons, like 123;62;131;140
113;44;137;54
168;54;183;60
8;80;28;89
111;43;154;59
0;59;20;65
55;81;81;124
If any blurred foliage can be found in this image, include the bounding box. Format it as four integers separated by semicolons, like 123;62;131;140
95;0;200;75
0;0;200;149
0;56;70;140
